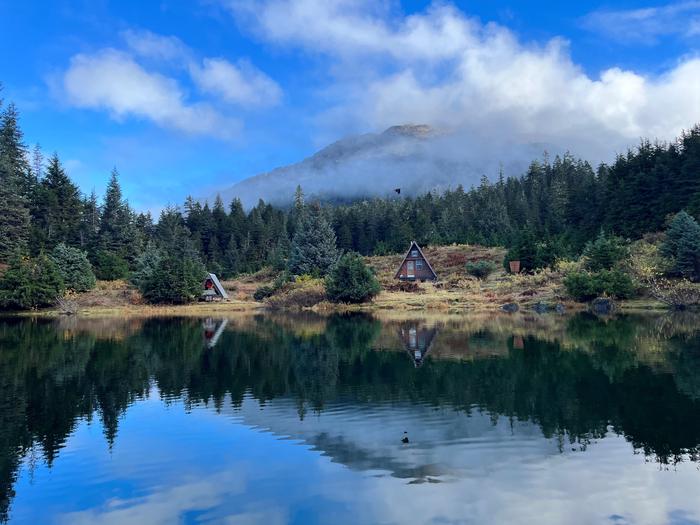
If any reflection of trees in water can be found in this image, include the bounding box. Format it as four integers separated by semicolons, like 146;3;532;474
2;313;700;520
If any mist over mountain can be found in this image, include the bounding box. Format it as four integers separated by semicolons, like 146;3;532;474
216;125;555;208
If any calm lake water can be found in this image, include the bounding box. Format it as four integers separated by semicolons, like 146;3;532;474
1;312;700;525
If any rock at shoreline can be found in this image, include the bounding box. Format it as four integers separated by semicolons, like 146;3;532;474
532;302;549;314
590;297;615;315
501;303;519;313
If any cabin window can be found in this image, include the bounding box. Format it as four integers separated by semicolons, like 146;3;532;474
416;260;423;269
411;250;418;257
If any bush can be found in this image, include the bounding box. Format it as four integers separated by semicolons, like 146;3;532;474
325;253;381;303
50;243;96;292
138;255;206;304
564;269;636;302
267;279;326;309
582;231;628;271
253;285;275;301
0;254;65;310
466;260;497;279
94;250;129;280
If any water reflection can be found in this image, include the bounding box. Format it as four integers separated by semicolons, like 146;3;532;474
398;321;438;367
0;312;700;523
202;318;229;348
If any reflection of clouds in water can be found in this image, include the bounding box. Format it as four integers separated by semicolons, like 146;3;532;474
231;396;700;525
58;472;240;525
321;438;700;525
20;386;700;525
58;470;287;525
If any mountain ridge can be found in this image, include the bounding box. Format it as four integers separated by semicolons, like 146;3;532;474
214;124;546;208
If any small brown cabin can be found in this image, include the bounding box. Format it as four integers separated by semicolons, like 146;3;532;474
394;241;437;282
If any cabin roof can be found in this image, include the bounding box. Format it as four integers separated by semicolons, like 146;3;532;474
393;241;438;279
206;273;229;299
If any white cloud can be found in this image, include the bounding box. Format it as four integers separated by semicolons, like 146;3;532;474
582;1;700;43
225;0;700;162
122;29;282;108
59;29;281;137
122;29;191;61
190;58;282;107
62;49;240;138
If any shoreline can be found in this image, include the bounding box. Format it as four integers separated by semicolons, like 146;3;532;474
3;296;670;319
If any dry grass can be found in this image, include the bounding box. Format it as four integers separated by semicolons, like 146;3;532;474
22;244;581;318
266;278;326;309
362;244;572;313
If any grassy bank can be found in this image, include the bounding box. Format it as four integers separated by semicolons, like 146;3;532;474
11;243;669;318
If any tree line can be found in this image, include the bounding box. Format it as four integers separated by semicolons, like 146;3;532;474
2;89;700;283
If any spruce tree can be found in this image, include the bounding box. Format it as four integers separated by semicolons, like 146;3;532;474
662;211;700;281
37;154;82;248
50;243;96;292
288;203;338;276
0;103;30;261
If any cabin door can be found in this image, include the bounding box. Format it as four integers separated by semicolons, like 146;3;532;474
407;261;415;278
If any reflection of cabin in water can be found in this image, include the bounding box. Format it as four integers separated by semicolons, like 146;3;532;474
398;323;438;367
202;318;229;348
394;241;437;282
201;273;229;301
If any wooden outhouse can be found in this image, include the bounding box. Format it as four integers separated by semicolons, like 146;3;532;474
394;241;437;282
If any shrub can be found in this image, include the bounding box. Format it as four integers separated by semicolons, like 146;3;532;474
661;211;700;281
325;253;381;303
253;285;275;301
0;254;65;310
267;279;326;309
582;231;628;271
466;260;497;279
50;243;96;292
564;269;636;302
138;255;206;304
94;250;129;280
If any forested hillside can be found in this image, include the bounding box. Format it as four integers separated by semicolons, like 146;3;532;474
1;91;700;281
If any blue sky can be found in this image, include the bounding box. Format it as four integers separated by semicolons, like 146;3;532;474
1;0;700;211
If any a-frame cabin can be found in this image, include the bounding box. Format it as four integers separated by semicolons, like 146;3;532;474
394;241;437;282
201;273;229;301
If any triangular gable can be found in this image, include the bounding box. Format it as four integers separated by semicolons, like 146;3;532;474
207;273;229;299
393;241;438;279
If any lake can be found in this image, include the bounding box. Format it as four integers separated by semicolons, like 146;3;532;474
1;312;700;524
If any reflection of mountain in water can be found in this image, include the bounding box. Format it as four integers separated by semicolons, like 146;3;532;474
2;312;700;521
231;396;556;482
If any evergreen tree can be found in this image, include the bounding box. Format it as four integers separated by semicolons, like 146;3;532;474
50;243;96;292
36;154;82;248
325;253;381;303
0;102;30;261
662;211;700;281
0;254;65;310
582;231;628;272
288;203;338;276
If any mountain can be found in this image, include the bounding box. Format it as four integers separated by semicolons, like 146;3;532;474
216;124;550;208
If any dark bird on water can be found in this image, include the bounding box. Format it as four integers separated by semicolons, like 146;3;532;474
401;432;409;444
394;188;401;194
